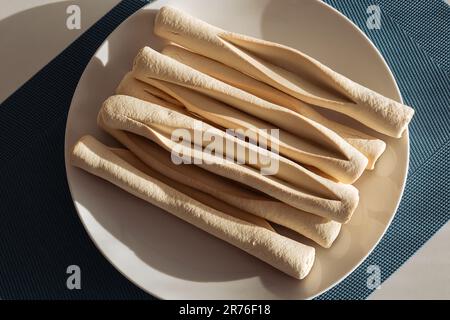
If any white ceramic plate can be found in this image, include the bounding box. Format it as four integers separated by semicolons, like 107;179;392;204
65;0;408;299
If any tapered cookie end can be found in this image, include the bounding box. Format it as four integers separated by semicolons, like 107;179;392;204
70;135;101;170
296;246;316;280
366;139;387;170
154;6;176;37
132;47;153;74
318;221;342;249
336;184;359;224
395;105;415;139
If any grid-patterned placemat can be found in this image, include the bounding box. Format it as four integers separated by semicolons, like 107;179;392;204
318;0;450;299
0;0;448;299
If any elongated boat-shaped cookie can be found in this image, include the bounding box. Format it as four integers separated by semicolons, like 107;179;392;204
131;47;368;183
103;126;341;247
118;71;367;180
154;6;414;138
110;147;275;231
116;72;222;129
98;95;359;223
115;79;342;246
163;44;386;170
71;135;315;279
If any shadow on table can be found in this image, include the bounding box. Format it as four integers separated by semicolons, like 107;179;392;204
0;0;120;103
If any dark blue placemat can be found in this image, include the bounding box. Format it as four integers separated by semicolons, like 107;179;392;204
0;0;448;299
0;0;153;300
317;0;450;300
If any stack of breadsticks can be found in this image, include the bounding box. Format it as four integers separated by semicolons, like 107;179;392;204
71;6;414;279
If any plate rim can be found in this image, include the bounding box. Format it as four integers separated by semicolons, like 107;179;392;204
64;0;410;300
306;0;409;299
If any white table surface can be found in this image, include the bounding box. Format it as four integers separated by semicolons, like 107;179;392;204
1;0;448;300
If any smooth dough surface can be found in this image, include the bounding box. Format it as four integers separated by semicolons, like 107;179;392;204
71;135;315;279
132;46;369;183
105;127;342;247
163;44;386;170
154;6;414;138
98;95;359;223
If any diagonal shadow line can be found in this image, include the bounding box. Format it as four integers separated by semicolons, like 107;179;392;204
375;0;450;85
317;0;450;299
0;0;153;168
377;0;450;76
0;0;156;299
408;138;450;178
317;141;450;299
